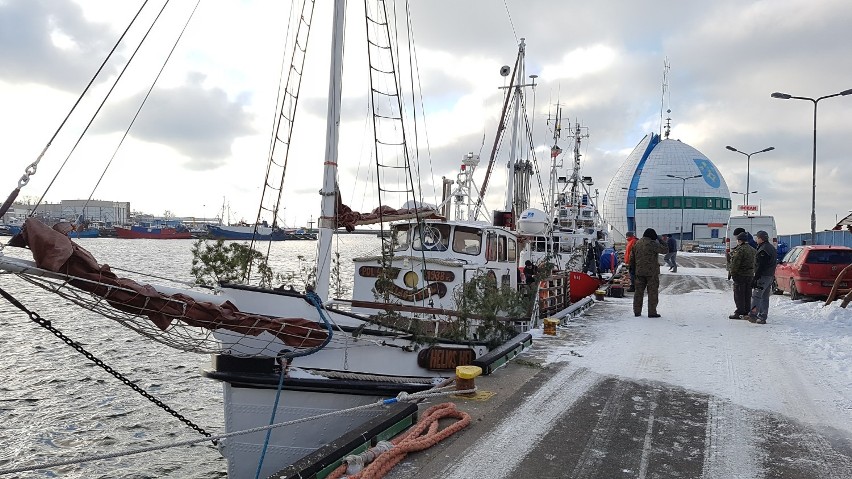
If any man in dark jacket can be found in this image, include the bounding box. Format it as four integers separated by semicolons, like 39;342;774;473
662;234;678;272
748;230;777;324
728;232;756;319
628;228;669;317
732;227;757;249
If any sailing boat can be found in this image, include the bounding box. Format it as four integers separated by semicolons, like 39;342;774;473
517;109;610;302
0;1;581;477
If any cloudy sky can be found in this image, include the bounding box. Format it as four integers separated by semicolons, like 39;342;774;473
1;0;850;234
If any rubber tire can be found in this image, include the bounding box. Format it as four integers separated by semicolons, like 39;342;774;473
790;280;801;301
772;279;783;295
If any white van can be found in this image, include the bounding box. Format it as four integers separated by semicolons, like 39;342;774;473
725;215;778;257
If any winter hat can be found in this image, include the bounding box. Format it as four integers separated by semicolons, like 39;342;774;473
736;232;749;242
626;231;635;238
642;228;658;240
755;230;769;241
733;227;746;236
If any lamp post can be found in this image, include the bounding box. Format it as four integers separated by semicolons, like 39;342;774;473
724;146;774;213
771;88;852;243
666;174;702;249
731;190;758;213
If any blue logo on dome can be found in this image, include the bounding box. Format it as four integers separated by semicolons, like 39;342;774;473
693;158;720;188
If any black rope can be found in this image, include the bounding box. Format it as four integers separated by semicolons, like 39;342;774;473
0;285;215;443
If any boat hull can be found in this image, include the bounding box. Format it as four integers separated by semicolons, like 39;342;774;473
569;271;604;302
115;226;193;239
67;228;100;238
207;225;287;241
206;358;428;479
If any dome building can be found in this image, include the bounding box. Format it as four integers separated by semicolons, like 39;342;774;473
602;132;732;243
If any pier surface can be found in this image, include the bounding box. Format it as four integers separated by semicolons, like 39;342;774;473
386;254;852;479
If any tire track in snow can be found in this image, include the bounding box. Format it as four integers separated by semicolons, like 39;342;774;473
568;380;629;478
436;366;599;479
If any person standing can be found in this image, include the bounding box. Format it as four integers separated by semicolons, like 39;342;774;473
748;230;777;324
628;228;668;317
732;227;757;249
727;232;756;319
624;231;637;292
662;234;678;272
523;260;537;285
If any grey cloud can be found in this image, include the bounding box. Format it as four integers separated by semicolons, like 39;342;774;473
94;80;255;169
0;0;118;90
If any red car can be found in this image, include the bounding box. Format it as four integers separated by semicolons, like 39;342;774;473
774;245;852;299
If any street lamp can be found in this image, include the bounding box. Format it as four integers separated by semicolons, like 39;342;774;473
724;145;774;212
731;190;758;213
771;88;852;243
666;174;702;249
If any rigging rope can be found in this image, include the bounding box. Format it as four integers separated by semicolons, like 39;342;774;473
0;0;152;220
254;290;334;477
79;0;203;219
31;0;170;217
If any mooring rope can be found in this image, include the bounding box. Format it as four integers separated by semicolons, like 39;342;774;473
327;402;473;479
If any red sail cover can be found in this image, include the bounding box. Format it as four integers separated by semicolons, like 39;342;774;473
19;219;328;348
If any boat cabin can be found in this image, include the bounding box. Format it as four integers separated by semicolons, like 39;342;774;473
351;220;520;316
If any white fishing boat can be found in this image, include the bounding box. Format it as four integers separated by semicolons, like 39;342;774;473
0;1;584;477
516;110;611;303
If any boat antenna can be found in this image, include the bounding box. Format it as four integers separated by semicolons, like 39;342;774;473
659;57;670;138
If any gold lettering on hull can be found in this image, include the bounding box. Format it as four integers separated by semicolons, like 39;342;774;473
375;281;447;301
417;347;476;370
359;266;455;283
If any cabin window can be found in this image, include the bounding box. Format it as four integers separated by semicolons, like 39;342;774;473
392;225;410;252
486;232;498;261
673;198;681;208
711;228;719;238
648;198;657;208
498;236;508;262
452;226;482;255
685;198;693;208
707;198;713;208
715;199;722;209
661;198;669;208
507;238;517;262
412;223;451;251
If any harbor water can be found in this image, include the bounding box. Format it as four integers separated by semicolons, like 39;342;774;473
0;235;381;479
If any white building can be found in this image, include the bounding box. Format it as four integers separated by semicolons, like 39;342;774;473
602;133;732;244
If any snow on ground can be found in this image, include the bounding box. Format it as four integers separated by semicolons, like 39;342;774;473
531;253;852;435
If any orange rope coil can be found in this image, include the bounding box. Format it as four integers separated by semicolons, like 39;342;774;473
328;402;471;479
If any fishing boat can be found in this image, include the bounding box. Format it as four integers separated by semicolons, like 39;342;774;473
206;222;287;241
114;224;193;239
0;2;583;477
516;113;610;303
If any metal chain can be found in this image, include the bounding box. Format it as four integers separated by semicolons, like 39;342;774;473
0;286;213;441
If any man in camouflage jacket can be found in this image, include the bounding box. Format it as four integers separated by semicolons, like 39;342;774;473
727;232;756;319
628;228;668;317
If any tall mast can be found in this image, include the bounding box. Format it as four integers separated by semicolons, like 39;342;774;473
503;38;525;214
315;0;346;299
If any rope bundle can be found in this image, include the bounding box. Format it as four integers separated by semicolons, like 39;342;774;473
328;402;471;479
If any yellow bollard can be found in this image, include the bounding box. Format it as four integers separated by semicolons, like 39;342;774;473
455;365;482;396
543;317;559;336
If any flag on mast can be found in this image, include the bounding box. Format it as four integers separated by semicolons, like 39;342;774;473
551;144;562;158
